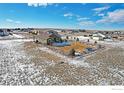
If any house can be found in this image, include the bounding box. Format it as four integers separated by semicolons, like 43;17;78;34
54;30;62;33
46;30;71;46
76;36;90;41
47;32;62;45
47;30;58;35
0;29;9;36
92;33;106;41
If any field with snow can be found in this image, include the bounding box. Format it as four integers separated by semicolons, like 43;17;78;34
0;33;124;85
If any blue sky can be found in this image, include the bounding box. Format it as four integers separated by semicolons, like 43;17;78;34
0;3;124;30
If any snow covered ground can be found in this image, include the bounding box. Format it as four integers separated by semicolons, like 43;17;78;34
0;33;124;85
38;41;124;85
0;35;46;85
99;40;124;48
39;47;90;68
79;37;124;48
0;35;65;85
0;38;40;85
0;34;24;40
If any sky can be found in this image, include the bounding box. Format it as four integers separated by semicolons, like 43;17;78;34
0;3;124;30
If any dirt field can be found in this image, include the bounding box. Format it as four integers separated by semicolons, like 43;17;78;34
0;33;124;85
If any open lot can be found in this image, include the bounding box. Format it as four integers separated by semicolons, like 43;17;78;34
0;32;124;85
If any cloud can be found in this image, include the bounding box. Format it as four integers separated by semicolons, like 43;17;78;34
6;19;13;22
77;17;91;27
77;17;90;21
64;12;91;26
64;13;73;17
64;13;86;20
6;19;21;24
96;9;124;24
15;21;21;24
79;21;95;26
63;12;91;27
93;6;110;13
64;13;82;20
27;3;54;8
98;13;104;17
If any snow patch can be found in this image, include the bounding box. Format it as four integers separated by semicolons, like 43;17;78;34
12;34;24;38
69;59;90;68
0;34;24;40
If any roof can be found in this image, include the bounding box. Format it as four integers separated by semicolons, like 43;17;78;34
48;30;61;38
93;33;105;37
49;33;61;38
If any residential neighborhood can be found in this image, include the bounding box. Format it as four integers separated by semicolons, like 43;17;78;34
0;3;124;86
